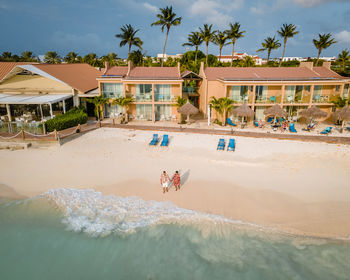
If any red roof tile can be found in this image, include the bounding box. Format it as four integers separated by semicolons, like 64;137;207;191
204;66;346;81
34;63;101;93
128;67;181;80
104;66;128;77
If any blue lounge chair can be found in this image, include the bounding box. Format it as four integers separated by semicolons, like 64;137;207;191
270;96;276;103
289;123;297;133
149;134;159;145
346;127;350;131
160;134;169;146
267;117;274;123
227;139;235;151
254;121;259;127
226;118;237;126
320;127;332;135
217;138;225;150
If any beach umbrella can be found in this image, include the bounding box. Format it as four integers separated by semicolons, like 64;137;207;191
178;101;199;123
332;106;350;131
299;106;327;125
231;104;254;124
263;104;287;122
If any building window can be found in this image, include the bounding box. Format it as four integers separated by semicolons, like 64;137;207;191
136;84;152;101
155;104;171;121
335;85;340;92
231;86;248;102
104;104;122;118
136;104;152;120
286;85;304;102
343;84;349;99
102;83;123;98
313;85;322;102
255;86;267;101
154;84;171;101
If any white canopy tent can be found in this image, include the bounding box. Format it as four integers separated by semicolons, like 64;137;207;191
0;93;72;121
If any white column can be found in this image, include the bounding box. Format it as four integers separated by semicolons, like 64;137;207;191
49;103;53;118
63;100;66;114
39;104;44;121
6;104;11;121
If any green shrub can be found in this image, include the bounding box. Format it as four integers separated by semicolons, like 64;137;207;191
45;108;88;132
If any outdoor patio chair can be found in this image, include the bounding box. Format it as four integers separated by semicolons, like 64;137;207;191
345;127;350;131
217;138;225;151
226;118;237;126
227;138;235;152
160;135;169;147
289;123;297;133
269;96;276;103
254;121;259;127
149;134;159;146
267;117;274;123
320;127;332;135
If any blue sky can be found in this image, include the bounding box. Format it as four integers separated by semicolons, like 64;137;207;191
0;0;349;59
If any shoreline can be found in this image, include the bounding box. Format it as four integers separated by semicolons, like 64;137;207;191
1;127;350;240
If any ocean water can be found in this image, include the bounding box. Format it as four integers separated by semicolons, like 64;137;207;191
0;189;350;280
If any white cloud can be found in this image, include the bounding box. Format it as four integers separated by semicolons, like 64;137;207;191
334;30;350;43
189;0;243;28
142;2;158;13
291;0;347;7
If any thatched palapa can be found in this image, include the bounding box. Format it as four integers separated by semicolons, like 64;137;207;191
231;104;255;118
263;104;287;118
299;106;327;120
178;101;199;123
332;106;350;129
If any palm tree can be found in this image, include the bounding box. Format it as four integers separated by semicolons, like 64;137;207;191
219;97;235;126
199;24;217;66
257;36;281;62
21;51;37;62
331;96;348;108
44;51;61;64
87;96;108;120
213;31;229;62
112;96;134;123
151;6;182;67
101;52;120;66
182;32;203;63
64;52;79;63
115;24;143;58
209;96;223;122
313;33;337;66
173;96;187;122
225;22;245;67
242;56;255;67
337;49;350;72
83;53;101;67
1;52;12;61
277;23;299;67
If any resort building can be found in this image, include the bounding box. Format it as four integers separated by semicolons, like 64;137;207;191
217;53;263;65
198;62;350;122
0;62;101;122
97;62;184;122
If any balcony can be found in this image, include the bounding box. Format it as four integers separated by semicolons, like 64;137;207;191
154;93;173;102
255;95;282;104
135;93;152;102
312;95;330;103
284;95;311;104
102;92;123;99
182;86;197;94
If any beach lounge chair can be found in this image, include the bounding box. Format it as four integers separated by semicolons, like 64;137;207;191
217;138;225;150
227;138;235;151
149;134;159;145
254;121;259;127
320;127;332;135
160;134;169;147
289;123;297;133
267;117;274;123
346;127;350;131
226;118;237;126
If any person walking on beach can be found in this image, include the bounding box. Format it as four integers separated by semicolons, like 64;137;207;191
171;171;181;191
160;171;170;194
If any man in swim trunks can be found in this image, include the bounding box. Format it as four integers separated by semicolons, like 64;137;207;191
160;171;170;193
171;171;181;191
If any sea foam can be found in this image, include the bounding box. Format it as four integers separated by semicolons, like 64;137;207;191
42;188;261;237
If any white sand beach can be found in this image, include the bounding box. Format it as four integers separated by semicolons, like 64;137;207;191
1;127;350;238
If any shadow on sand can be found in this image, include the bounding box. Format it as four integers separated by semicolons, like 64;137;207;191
179;169;190;188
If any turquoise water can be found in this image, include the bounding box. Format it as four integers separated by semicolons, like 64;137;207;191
1;189;350;280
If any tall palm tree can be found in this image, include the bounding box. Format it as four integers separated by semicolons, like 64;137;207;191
257;36;281;62
213;31;229;62
64;52;79;63
219;97;235;126
115;24;143;58
101;52;120;66
182;32;203;63
87;96;108;120
1;52;12;61
44;51;61;64
277;23;299;67
112;96;134;122
313;33;337;66
151;6;182;67
242;56;255;67
83;53;101;67
21;51;37;62
225;22;245;67
209;96;223;122
199;24;217;66
337;49;350;72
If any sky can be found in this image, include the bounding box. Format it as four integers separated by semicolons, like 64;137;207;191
0;0;350;59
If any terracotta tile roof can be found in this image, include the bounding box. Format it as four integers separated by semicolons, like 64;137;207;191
34;63;101;93
103;66;128;77
128;67;181;80
0;62;33;81
204;66;346;81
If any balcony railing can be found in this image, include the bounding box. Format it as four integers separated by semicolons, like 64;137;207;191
154;94;172;102
312;95;330;103
102;92;124;99
135;93;152;102
182;86;197;93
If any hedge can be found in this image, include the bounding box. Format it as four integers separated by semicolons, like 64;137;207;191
45;108;88;132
